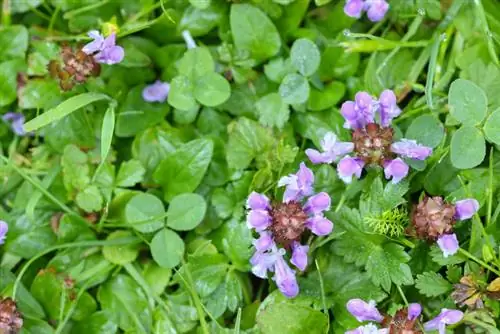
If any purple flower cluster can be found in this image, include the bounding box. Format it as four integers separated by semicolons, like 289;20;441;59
345;298;463;334
0;221;8;245
142;80;170;103
82;31;124;65
307;90;432;185
437;198;479;258
2;113;28;136
247;163;333;298
344;0;389;22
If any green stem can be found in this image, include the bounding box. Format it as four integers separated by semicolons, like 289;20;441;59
63;0;110;19
396;285;408;306
487;147;494;227
458;248;500;276
2;0;10;25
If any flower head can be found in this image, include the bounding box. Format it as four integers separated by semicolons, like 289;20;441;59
2;113;28;136
0;221;7;245
437;233;459;258
247;163;333;298
454;199;479;220
346;299;384;323
424;309;463;334
407;303;422;320
142;80;170;103
0;298;23;334
307;90;432;185
344;0;389;22
82;31;124;65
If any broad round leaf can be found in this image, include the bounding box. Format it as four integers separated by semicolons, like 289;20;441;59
102;231;140;265
167;75;198;111
405;114;444;148
125;193;165;233
150;228;185;268
448;79;487;126
279;73;310;105
290;38;321;77
167;193;207;231
256;92;290;129
194;73;231;107
450;126;486;169
483;108;500;145
307;81;345;111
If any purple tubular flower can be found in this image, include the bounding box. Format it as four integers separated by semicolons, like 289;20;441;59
250;248;280;279
424;309;464;334
278;162;314;202
391;139;432;160
341;92;375;129
290;241;309;271
366;0;389;22
346;299;384;323
82;30;105;54
84;32;124;65
306;215;333;236
344;0;365;18
142;80;170;103
246;192;270;210
337;156;365;183
273;252;299;298
454;199;480;220
247;209;271;232
306;132;354;164
182;30;197;49
378;90;401;127
407;303;422;320
304;192;331;214
437;233;459;258
383;158;409;184
0;221;7;245
2;112;27;136
346;324;389;334
253;231;274;252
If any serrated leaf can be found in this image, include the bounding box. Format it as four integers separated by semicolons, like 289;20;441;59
366;243;413;291
415;272;452;297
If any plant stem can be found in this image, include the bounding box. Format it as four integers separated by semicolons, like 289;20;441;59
458;248;500;276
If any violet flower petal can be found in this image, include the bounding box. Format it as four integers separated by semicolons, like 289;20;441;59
246;192;271;210
454;199;479;220
408;303;422;320
3;112;26;136
273;251;299;298
424;309;464;334
366;0;389;22
355;92;375;126
337;156;365;183
346;299;384;323
344;0;365;18
304;192;331;214
82;30;104;54
253;231;274;252
142;80;170;103
391;139;432;160
436;233;459;258
346;324;389;334
378;89;401;127
306;215;333;236
278;162;314;202
247;209;271;232
250;250;278;279
290;241;309;271
383;158;409;184
0;220;7;245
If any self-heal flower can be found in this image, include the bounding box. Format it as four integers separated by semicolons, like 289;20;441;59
391;139;432;160
344;0;389;22
454;198;480;220
2;113;27;136
306;132;354;164
437;233;459;258
82;31;124;65
346;299;384;323
383;158;409;184
290;241;309;271
378;89;401;127
278;162;314;202
408;303;422;320
142;80;170;103
0;221;7;245
341;92;375;129
337;156;365;183
424;309;463;334
274;252;299;298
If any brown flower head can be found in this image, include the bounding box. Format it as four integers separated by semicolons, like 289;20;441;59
269;201;308;247
410;196;456;240
0;298;23;334
352;123;394;165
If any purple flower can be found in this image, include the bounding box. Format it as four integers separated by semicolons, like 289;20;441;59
366;0;389;22
346;324;388;334
0;221;7;245
344;0;365;18
290;241;309;271
378;90;401;127
454;199;479;220
304;192;331;214
383;158;409;184
250;249;279;279
247;192;271;210
437;233;459;258
337;156;365;183
182;30;197;49
408;303;422;320
273;252;299;298
346;299;384;323
391;139;432;160
278;162;314;202
83;31;124;65
2;112;27;136
247;209;271;232
306;215;333;236
142;80;170;103
424;309;464;334
306;132;354;164
253;231;274;252
341;92;375;129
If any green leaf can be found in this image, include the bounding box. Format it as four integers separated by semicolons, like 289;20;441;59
11;0;43;13
179;254;228;297
151;228;185;268
115;160;145;188
76;185;104;212
257;301;328;334
448;79;488;126
125;193;165;233
307;81;346;111
102;231;140;265
194;72;231;107
256;93;290;129
97;274;152;332
290;38;321;77
120;41;152;68
279;73;310;104
167;75;198;111
483;108;500;145
0;25;29;61
450;126;486;169
226;117;273;170
18;79;62;110
405;114;444;148
166;193;207;231
0;59;25;107
264;57;295;83
415;272;452;297
24;93;112;132
230;4;282;62
100;106;115;163
178;47;214;80
153;138;213;201
73;311;119;334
